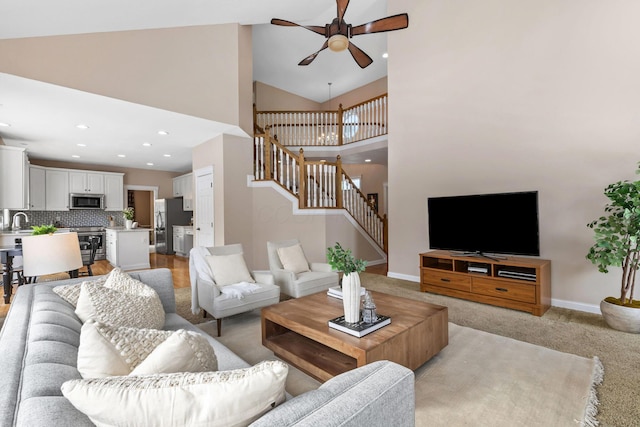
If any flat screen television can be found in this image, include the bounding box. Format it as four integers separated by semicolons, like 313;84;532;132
427;191;540;256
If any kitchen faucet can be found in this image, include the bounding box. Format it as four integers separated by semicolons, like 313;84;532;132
12;212;29;230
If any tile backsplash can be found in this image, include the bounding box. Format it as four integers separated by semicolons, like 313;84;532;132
9;210;126;228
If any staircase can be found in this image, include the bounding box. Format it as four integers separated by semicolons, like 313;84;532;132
253;94;388;254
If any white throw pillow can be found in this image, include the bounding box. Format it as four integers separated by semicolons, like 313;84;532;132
205;253;255;287
75;280;165;329
77;320;217;379
62;361;288;427
53;277;107;307
277;244;310;274
131;329;218;376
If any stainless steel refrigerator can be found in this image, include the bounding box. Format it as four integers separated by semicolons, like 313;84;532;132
154;198;192;255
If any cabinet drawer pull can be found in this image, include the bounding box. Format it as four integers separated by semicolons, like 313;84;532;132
495;287;508;292
440;278;451;283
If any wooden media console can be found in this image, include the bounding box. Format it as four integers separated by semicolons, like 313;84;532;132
420;250;551;316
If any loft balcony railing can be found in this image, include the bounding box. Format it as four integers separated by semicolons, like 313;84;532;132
254;127;387;253
254;93;388;147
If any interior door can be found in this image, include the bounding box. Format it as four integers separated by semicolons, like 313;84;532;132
195;167;214;247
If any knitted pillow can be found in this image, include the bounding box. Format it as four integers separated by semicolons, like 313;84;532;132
53;277;107;307
77;320;217;378
62;361;288;427
75;278;165;329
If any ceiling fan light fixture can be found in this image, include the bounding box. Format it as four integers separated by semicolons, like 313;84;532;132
328;34;349;52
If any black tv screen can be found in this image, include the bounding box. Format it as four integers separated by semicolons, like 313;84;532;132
427;191;540;256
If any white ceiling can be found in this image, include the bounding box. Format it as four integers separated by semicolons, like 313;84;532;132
0;0;391;171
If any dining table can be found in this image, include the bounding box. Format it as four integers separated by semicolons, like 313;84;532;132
1;245;22;304
1;244;80;304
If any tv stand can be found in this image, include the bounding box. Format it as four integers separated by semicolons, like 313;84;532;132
450;251;507;262
420;250;551;316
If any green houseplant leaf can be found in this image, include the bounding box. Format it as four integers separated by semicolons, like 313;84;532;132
31;224;57;235
326;242;367;275
586;161;640;307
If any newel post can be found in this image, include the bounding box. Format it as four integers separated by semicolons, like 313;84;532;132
383;214;388;255
338;103;344;146
298;148;306;209
335;155;343;209
264;126;272;181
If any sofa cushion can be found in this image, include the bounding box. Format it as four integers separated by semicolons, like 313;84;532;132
62;360;288;427
205;253;255;287
78;320;217;378
75;276;165;329
277;243;310;274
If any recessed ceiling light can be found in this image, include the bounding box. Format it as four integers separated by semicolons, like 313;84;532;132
0;122;10;127
76;124;89;129
117;154;126;158
146;162;154;166
72;155;80;158
77;143;86;147
142;142;152;147
382;52;389;59
163;154;171;157
157;130;169;136
365;159;372;162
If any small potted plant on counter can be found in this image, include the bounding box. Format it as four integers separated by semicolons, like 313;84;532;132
123;207;135;229
586;161;640;333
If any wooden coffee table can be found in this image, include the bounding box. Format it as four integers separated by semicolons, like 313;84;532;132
261;290;448;382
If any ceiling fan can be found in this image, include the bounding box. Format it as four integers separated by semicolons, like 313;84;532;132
271;0;409;69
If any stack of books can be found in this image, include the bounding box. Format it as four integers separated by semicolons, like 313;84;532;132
327;286;366;300
328;314;391;338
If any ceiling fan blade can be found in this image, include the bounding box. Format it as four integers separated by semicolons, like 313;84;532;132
351;13;409;36
337;0;350;22
347;42;373;69
270;18;326;36
298;40;329;66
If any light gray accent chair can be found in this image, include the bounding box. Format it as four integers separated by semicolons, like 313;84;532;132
267;239;339;298
191;243;280;336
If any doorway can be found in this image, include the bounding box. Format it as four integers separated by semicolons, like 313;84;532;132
124;185;158;249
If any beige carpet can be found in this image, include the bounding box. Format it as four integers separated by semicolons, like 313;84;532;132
180;284;603;427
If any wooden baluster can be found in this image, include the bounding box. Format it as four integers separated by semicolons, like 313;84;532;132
292;157;298;194
264;128;272;181
298;149;306;208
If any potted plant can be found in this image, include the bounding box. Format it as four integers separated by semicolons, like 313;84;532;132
123;207;135;229
327;242;367;323
31;224;57;235
586;161;640;333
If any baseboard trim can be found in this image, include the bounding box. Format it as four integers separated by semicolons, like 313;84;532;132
366;258;387;266
387;271;420;282
551;298;600;314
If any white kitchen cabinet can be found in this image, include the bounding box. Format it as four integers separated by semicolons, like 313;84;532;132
172;226;193;257
69;171;104;194
106;228;150;271
0;146;28;209
172;173;193;211
29;166;46;210
103;173;124;211
45;169;70;211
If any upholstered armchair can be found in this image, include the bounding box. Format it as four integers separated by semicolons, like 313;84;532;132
266;239;339;298
189;244;280;336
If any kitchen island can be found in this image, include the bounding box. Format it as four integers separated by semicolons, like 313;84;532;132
105;227;150;271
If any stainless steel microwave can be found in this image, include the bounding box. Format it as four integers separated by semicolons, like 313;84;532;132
69;193;105;210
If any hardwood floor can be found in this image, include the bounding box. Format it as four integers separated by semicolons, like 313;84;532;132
2;255;388;317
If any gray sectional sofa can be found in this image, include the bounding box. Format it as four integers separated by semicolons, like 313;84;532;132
0;268;415;427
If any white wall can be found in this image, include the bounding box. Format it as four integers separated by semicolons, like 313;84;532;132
387;0;640;310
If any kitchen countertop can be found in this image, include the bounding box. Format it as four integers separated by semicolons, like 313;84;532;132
0;228;71;236
106;227;149;232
